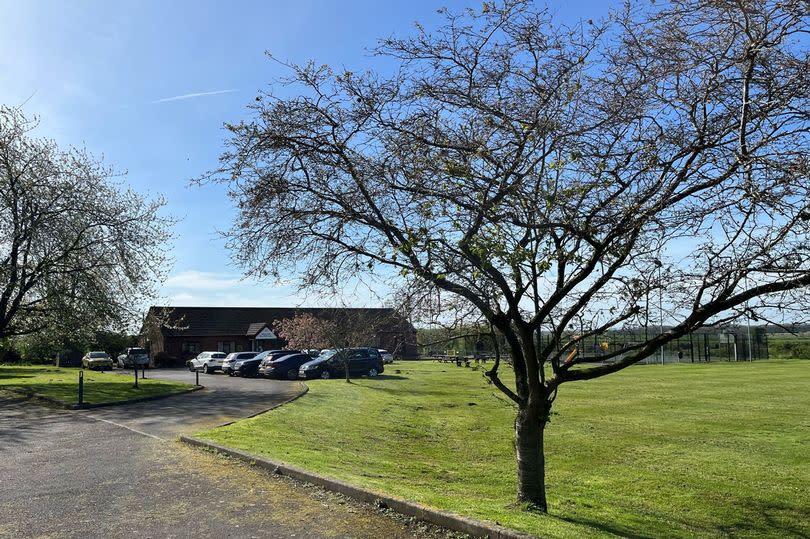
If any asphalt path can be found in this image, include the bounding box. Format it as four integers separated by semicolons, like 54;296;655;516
78;368;306;440
0;370;461;539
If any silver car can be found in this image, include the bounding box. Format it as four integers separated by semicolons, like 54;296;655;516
222;351;258;376
378;349;394;364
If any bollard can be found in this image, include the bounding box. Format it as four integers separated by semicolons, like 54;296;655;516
134;366;139;389
78;370;84;405
195;370;200;387
141;367;146;379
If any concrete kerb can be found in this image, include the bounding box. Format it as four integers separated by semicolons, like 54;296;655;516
179;434;535;539
3;385;203;410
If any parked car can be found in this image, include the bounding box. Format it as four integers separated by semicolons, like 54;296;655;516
258;352;312;380
82;351;113;371
378;349;394;364
298;348;384;379
187;351;228;374
117;347;149;369
222;351;258;376
236;349;300;377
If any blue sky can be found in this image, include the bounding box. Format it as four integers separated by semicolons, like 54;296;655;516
1;0;610;308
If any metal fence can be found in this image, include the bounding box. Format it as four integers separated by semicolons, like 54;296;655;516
419;326;770;364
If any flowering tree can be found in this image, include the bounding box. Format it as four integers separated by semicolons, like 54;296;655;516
1;107;172;342
273;313;338;350
274;311;381;381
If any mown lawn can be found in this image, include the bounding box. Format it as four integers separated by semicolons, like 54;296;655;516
0;365;193;405
198;360;810;538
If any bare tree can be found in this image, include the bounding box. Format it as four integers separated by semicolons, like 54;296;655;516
202;1;810;511
0;107;173;341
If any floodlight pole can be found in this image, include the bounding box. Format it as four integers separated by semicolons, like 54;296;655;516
743;274;753;362
657;260;664;366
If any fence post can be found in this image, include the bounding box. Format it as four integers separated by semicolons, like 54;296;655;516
78;370;84;405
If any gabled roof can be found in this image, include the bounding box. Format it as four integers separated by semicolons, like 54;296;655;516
145;306;413;338
245;322;269;336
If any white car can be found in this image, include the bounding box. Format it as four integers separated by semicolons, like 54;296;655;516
222;351;258;376
187;351;227;374
378;349;394;364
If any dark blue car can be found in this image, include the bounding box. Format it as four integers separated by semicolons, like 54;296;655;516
233;349;300;377
298;348;384;379
258;352;312;380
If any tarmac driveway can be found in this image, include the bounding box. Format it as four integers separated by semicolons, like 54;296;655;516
80;367;305;439
0;371;460;539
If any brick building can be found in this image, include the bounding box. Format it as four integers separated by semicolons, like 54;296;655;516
141;306;416;363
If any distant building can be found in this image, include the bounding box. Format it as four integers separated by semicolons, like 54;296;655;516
141;306;416;362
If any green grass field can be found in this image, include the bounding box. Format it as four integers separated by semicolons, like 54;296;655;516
197;360;810;538
0;365;193;405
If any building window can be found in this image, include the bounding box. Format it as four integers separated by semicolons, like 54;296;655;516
182;342;199;354
218;341;236;354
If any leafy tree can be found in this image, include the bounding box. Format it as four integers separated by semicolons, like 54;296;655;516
203;1;810;511
0;107;173;340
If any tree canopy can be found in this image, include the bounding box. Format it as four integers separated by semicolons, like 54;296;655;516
0;107;173;341
204;0;810;511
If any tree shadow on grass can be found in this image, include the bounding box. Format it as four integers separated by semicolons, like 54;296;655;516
556;515;657;539
558;497;809;539
0;366;56;379
369;374;408;381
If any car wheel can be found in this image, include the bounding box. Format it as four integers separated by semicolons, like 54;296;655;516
368;367;379;377
188;363;195;372
286;369;297;380
320;370;331;380
203;364;211;374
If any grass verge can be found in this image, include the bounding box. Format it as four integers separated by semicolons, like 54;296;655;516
0;365;193;405
196;360;810;538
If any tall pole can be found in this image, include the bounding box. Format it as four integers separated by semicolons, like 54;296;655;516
659;263;664;365
745;276;753;362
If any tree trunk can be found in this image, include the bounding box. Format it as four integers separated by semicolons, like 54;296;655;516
515;404;548;512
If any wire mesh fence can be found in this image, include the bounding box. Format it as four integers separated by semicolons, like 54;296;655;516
418;326;770;365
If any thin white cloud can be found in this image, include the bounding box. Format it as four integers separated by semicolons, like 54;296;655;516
164;270;241;290
152;89;236;104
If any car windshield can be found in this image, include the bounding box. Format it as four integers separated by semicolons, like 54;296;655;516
318;349;337;360
89;352;108;358
130;348;147;355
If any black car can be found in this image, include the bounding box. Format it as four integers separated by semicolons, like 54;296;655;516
222;351;258;375
298;348;384;380
234;349;300;377
258;352;312;380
